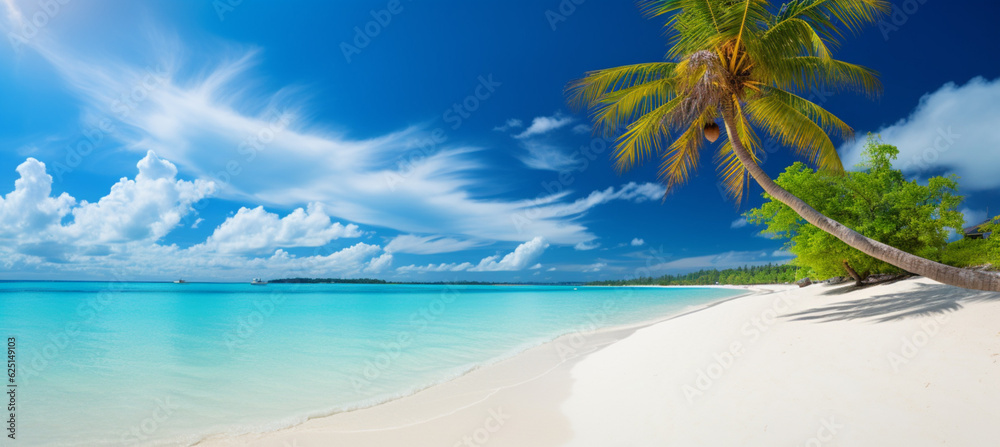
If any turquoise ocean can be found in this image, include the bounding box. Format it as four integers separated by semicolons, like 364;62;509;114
0;282;743;446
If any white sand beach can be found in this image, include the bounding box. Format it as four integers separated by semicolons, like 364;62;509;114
197;277;1000;446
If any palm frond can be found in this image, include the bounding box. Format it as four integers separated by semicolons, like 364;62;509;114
772;0;888;42
566;63;676;112
713;101;765;205
769;56;881;97
745;87;846;171
715;139;750;206
613;101;676;171
591;80;678;136
759;17;833;59
658;119;706;194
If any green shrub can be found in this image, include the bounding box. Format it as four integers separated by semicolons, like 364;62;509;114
746;136;964;282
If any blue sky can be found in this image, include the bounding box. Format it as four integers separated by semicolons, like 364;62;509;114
0;0;998;282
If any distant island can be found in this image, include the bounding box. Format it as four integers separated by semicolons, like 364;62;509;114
268;277;585;286
269;264;797;287
587;264;797;286
269;278;389;284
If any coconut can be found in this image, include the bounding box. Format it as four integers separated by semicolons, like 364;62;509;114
703;122;720;142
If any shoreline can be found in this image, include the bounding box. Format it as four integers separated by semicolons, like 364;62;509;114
193;285;765;446
197;278;1000;446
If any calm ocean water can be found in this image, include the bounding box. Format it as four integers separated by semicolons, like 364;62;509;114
0;282;742;446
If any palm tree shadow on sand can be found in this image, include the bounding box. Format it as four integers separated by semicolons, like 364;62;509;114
786;283;1000;323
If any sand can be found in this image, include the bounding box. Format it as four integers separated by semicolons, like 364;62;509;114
196;277;1000;446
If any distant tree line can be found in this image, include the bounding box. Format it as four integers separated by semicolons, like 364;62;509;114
268;278;585;286
269;278;388;284
587;263;797;286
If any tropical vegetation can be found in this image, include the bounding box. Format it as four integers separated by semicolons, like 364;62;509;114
587;263;797;286
569;0;1000;291
943;218;1000;269
746;137;964;284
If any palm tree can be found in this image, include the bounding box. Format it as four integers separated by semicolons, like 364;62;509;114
569;0;1000;292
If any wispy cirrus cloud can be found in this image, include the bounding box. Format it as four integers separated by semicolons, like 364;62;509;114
6;22;661;247
514;113;574;139
493;118;523;132
385;234;488;255
518;140;584;172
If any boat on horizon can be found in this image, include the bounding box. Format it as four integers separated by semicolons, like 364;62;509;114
173;279;186;284
251;278;267;285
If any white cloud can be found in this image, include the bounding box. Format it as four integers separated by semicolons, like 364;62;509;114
397;237;551;274
0;158;75;236
574;241;600;251
0;150;399;279
66;151;214;244
514;114;574;139
199;203;361;253
470;237;549;271
493;118;523;132
518;141;583;172
840;77;1000;190
530;263;542;270
0;151;214;251
730;217;749;229
7;240;390;282
630;238;645;246
385;234;487;255
364;253;393;274
572;124;591;135
583;262;606;273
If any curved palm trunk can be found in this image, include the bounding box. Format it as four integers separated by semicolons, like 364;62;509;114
720;110;1000;292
